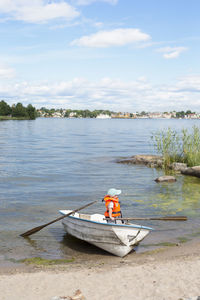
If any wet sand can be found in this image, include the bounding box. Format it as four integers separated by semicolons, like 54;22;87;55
0;240;200;300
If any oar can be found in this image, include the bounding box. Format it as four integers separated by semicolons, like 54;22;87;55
20;200;98;238
111;216;187;221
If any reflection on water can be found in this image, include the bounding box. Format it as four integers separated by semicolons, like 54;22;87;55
0;118;200;262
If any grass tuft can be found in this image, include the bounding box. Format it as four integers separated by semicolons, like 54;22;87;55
151;125;200;169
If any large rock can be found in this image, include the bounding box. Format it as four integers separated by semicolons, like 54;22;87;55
170;162;187;172
155;176;176;183
181;166;200;178
117;155;163;168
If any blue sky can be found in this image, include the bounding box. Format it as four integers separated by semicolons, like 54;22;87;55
0;0;200;112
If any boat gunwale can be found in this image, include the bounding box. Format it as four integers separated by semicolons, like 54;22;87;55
59;211;154;231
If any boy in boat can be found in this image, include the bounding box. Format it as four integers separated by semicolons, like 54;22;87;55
103;188;122;223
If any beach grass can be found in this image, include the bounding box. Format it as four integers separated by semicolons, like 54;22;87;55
0;116;30;120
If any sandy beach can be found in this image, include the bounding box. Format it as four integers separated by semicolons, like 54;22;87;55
0;240;200;300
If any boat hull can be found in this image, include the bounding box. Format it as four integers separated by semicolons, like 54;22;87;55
60;212;152;257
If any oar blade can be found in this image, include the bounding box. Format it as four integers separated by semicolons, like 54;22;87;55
20;200;97;238
20;225;45;237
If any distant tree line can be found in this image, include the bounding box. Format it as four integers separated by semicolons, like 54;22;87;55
0;100;37;120
175;110;195;118
39;107;113;118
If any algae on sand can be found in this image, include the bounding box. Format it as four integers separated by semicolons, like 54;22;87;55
20;257;75;266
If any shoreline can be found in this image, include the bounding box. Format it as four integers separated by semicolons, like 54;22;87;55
0;240;200;300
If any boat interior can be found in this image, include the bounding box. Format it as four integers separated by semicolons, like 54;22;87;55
60;210;107;223
59;210;130;225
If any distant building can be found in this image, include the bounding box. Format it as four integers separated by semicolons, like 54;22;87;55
69;112;77;118
96;114;111;119
185;113;199;119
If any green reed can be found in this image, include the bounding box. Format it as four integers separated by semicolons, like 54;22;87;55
151;125;200;169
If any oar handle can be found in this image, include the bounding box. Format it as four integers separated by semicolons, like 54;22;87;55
104;216;187;221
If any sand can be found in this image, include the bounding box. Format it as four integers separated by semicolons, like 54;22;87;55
0;240;200;300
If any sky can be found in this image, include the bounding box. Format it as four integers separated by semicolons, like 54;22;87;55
0;0;200;112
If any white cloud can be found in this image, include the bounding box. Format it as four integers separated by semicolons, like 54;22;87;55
0;64;15;79
71;28;151;47
0;0;80;23
174;75;200;92
1;75;200;112
157;46;187;59
72;0;118;5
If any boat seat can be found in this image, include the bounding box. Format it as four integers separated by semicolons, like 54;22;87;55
90;214;106;223
79;213;90;220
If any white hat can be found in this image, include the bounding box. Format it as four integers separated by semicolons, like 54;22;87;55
107;188;121;197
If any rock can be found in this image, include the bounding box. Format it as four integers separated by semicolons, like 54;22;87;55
155;176;176;183
69;290;86;300
51;290;86;300
181;166;200;178
170;162;187;172
117;155;163;168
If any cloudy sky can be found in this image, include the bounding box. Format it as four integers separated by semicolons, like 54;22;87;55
0;0;200;112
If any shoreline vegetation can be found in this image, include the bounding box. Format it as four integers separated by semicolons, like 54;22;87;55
0;100;37;120
152;126;200;169
118;126;200;178
1;100;200;120
38;107;200;119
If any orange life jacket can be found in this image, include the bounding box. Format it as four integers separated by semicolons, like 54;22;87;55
104;195;121;218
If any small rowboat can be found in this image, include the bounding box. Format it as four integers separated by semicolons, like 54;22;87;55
59;210;153;257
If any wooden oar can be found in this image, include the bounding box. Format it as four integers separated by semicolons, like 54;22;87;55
20;200;98;238
111;216;187;221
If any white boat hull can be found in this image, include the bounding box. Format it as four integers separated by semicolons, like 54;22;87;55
60;211;153;257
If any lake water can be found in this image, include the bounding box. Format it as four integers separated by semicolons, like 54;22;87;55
0;118;200;263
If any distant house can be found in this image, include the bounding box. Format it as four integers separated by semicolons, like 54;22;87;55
96;114;111;119
185;113;199;119
69;112;77;118
52;112;62;118
149;112;163;119
162;113;172;119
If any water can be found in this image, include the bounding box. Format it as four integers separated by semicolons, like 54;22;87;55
0;118;200;263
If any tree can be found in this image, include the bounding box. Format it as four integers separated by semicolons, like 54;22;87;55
26;104;37;120
185;110;193;115
176;111;185;118
141;111;147;115
11;103;28;118
64;109;72;117
0;100;11;116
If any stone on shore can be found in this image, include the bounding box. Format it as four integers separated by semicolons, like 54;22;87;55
181;166;200;178
117;155;163;168
155;176;177;183
170;162;187;172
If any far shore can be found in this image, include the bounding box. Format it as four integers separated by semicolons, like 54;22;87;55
0;116;32;120
1;239;200;300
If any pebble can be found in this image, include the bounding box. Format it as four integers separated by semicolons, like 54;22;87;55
51;289;86;300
